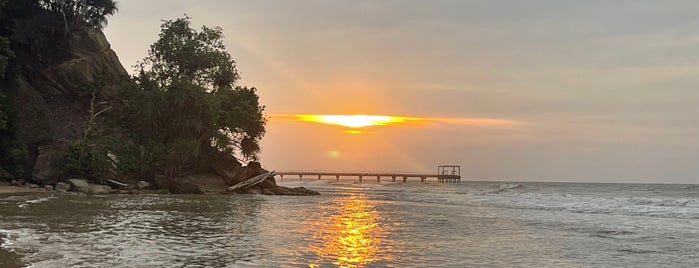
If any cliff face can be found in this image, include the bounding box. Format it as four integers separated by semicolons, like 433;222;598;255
11;27;128;184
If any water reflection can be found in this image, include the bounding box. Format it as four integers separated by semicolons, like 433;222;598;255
309;193;389;267
0;194;267;267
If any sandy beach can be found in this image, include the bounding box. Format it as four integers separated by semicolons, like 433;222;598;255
0;186;44;194
0;246;22;268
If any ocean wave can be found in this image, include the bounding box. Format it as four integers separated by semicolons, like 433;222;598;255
496;183;523;192
373;186;699;219
475;191;699;219
628;197;697;207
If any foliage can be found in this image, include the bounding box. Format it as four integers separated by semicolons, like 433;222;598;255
0;0;12;82
38;0;118;31
109;16;266;178
0;0;119;181
0;36;11;81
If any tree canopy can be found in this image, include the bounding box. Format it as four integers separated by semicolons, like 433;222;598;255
38;0;118;30
107;16;266;178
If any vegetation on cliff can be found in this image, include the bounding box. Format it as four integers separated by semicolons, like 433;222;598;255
68;16;266;181
0;1;266;184
0;0;122;181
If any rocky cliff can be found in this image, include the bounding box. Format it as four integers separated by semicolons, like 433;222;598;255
11;27;128;184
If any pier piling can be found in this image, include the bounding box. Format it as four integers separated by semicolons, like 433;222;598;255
275;165;461;183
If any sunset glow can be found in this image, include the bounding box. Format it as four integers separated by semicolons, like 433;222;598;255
308;194;389;267
295;114;422;128
270;114;522;130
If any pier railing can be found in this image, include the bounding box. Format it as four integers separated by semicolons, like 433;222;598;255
275;171;460;183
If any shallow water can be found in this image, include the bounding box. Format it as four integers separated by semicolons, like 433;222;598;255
1;181;698;267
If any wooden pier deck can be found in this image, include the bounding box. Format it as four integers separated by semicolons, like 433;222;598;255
276;171;461;183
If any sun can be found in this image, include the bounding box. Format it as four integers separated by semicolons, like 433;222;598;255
295;114;419;128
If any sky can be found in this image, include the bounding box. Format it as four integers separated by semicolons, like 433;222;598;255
104;0;699;183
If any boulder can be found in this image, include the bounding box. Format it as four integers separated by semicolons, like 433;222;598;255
136;181;150;190
222;166;258;186
66;178;90;192
154;175;168;189
44;185;54;191
209;153;243;181
87;185;112;195
55;182;70;192
153;173;235;194
262;186;320;196
161;177;205;194
32;145;62;185
185;173;228;193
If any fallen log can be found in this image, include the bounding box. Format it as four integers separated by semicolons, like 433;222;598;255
227;171;275;192
105;179;129;189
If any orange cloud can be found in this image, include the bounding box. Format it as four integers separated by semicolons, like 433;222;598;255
270;113;522;129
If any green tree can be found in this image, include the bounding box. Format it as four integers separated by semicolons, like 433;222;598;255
115;16;266;177
38;0;117;31
0;0;11;82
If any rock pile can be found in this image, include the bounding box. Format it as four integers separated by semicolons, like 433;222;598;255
35;160;319;196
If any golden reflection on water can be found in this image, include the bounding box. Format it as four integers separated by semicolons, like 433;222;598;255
309;193;389;267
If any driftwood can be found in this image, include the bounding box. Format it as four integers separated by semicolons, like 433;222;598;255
105;179;129;189
227;171;275;192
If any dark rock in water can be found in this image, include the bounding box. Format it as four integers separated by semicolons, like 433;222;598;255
55;182;70;192
154;175;203;194
262;186;320;196
87;185;112;195
151;159;319;195
185;173;228;193
154;173;227;194
67;178;90;192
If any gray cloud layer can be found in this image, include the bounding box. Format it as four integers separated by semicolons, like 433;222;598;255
105;1;699;183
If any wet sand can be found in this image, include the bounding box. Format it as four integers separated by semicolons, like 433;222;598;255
0;186;44;194
0;246;22;268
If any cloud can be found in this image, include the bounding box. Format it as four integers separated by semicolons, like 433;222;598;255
269;114;522;130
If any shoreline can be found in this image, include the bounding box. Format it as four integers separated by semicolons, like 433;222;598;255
0;186;44;195
0;248;22;268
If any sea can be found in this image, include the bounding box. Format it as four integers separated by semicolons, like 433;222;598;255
1;180;698;267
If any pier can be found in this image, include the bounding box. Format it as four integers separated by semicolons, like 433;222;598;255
277;165;461;183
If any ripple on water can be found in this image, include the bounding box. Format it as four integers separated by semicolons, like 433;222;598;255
0;194;271;267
